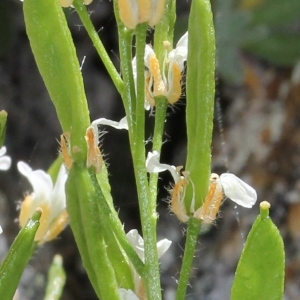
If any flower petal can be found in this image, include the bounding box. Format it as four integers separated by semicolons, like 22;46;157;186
156;238;172;258
126;229;145;261
220;173;257;208
146;151;179;183
91;116;128;130
51;164;68;218
17;162;53;204
0;146;7;156
0;156;11;171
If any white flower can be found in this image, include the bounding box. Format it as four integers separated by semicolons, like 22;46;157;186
132;32;188;108
126;229;171;298
18;162;68;244
194;173;257;224
146;152;257;223
218;173;257;208
0;146;11;171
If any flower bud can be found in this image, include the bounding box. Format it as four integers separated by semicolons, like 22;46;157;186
118;0;165;29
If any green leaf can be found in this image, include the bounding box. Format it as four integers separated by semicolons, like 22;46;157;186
0;210;40;299
23;0;90;162
231;202;285;300
44;255;66;300
185;0;216;210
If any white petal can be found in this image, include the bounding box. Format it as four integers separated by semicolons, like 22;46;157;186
91;116;128;130
0;156;11;170
0;146;7;156
176;32;188;48
119;289;140;300
156;238;172;258
145;151;179;183
51;165;68;218
0;226;2;234
17;162;53;204
220;173;257;208
144;45;155;69
168;32;188;72
126;229;145;261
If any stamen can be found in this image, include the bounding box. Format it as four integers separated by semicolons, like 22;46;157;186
148;55;165;96
166;63;182;104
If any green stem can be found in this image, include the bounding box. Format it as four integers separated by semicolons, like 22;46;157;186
131;24;162;299
113;1;136;136
73;0;123;94
176;218;201;300
149;97;168;204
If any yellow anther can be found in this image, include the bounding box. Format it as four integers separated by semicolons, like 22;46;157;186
166;63;182;104
43;210;69;243
148;55;165;96
19;194;34;228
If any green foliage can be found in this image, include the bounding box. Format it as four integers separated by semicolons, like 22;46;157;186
0;211;40;299
231;203;285;300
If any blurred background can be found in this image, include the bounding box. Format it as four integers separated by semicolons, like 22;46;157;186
0;0;300;299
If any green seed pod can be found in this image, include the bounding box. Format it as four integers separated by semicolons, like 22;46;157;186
185;0;215;211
